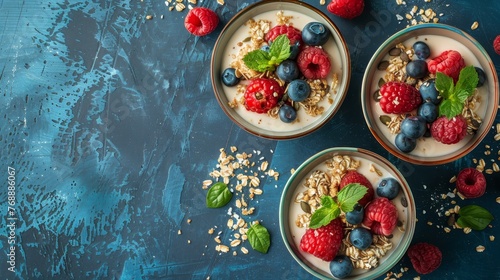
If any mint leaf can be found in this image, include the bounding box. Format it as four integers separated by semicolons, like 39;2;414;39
455;89;471;103
242;35;290;72
269;35;291;64
321;195;335;208
439;98;463;119
309;202;340;229
247;223;271;253
455;65;479;94
206;182;233;208
243;50;272;72
456;205;494;230
435;72;454;99
337;183;368;213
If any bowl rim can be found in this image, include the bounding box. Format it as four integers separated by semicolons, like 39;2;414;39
361;23;499;165
210;0;351;140
279;147;416;279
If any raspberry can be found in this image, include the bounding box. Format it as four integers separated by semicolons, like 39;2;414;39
494;35;500;55
327;0;364;19
244;78;284;114
456;168;487;198
264;25;302;46
430;115;467;144
362;197;398;236
184;7;219;36
300;218;343;261
339;171;374;206
379;81;422;114
297;47;331;79
407;243;442;274
427;50;465;82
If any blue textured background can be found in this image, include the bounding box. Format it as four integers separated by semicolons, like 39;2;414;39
1;0;499;279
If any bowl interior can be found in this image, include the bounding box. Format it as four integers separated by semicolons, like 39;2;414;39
279;147;416;280
211;0;351;140
361;24;499;165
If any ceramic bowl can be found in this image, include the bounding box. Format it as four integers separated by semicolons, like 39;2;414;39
361;23;499;165
211;0;350;140
279;147;416;279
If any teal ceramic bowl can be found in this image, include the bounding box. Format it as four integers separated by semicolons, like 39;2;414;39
279;147;416;279
361;23;499;165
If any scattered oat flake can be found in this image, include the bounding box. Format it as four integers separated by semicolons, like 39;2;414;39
476;245;485;252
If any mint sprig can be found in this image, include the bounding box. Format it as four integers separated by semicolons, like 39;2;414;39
435;65;479;118
242;35;291;72
456;205;494;231
309;183;368;229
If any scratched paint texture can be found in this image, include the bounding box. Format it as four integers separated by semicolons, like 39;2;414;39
1;0;500;279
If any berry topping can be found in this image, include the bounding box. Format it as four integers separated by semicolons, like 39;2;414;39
400;116;427;139
265;25;302;46
339;171;374;207
345;203;364;225
297;47;331;79
379;81;422;114
330;255;353;279
407;242;442;275
413;41;431;59
456;167;487;198
376;178;401;200
287;79;311;102
427;50;465;82
362;197;398;236
418;102;438;123
300;218;343;262
406;60;428;79
184;7;219;36
494;35;500;55
276;60;299;82
279;104;297;123
349;227;372;250
475;67;486;87
395;133;417;153
419;79;440;104
221;68;240;87
430;115;467;144
289;42;301;60
244;78;284;114
327;0;364;19
302;22;330;46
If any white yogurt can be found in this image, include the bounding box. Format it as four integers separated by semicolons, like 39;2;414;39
370;35;489;157
221;10;345;132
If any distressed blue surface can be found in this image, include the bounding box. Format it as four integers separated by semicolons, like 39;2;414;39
0;0;499;279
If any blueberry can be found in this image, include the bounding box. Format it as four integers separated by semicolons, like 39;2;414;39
406;60;428;78
287;79;310;102
377;178;401;200
401;116;427;139
349;227;372;250
260;45;270;52
276;60;299;82
221;68;240;87
419;79;440;104
345;203;364;225
329;255;353;279
475;67;486;87
279;104;297;123
302;22;330;46
289;42;300;60
395;133;417;153
413;41;431;59
418;102;438;123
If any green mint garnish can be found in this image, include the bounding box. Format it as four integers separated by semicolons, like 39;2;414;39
456;205;494;231
247;223;271;253
435;65;479;119
309;183;368;229
242;34;291;72
206;182;233;208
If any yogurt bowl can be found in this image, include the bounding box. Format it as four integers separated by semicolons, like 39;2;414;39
279;147;416;279
361;23;499;165
211;0;350;140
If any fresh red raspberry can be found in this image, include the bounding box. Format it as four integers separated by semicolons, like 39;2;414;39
300;218;343;261
339;171;374;207
407;242;442;274
362;197;398;236
327;0;364;19
264;25;302;46
427;50;465;82
184;7;219;36
430;115;467;145
244;78;284;114
494;35;500;55
456;168;487;198
296;47;331;79
379;81;422;114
